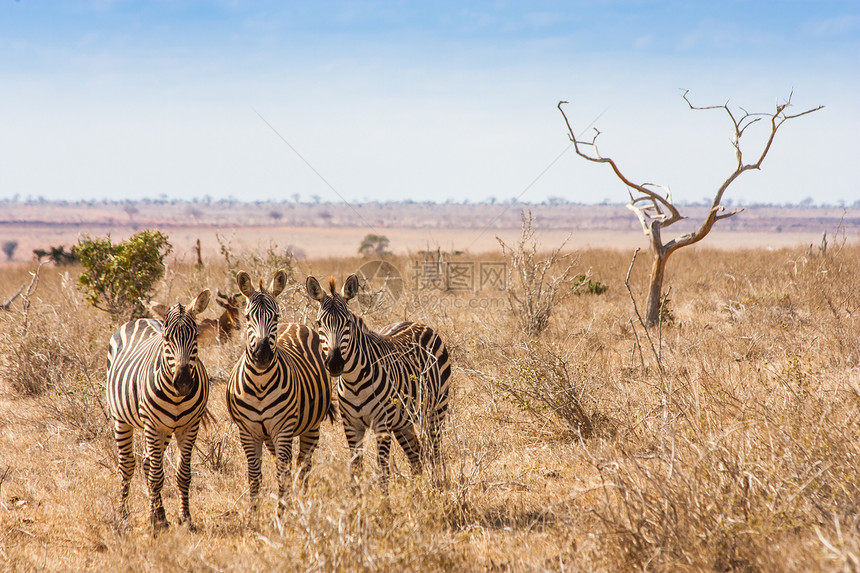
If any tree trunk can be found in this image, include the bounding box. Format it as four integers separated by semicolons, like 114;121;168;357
644;249;668;329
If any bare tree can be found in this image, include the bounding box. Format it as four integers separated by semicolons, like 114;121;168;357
558;91;822;328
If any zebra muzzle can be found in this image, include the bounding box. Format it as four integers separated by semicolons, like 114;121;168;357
173;364;195;396
252;341;274;368
325;348;345;377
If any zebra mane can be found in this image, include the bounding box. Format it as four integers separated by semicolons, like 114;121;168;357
258;279;264;292
163;302;187;329
328;276;337;295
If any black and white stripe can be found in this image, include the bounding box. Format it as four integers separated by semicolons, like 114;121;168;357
106;290;210;531
226;270;332;516
306;274;451;491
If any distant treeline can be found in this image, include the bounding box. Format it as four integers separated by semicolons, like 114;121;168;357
1;196;858;209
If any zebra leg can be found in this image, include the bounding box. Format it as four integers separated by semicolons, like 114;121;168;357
274;432;294;517
425;413;446;487
376;432;393;494
344;422;366;480
114;420;136;520
175;419;201;530
393;424;423;476
427;411;443;465
239;431;264;516
296;428;321;490
144;427;170;532
264;438;276;459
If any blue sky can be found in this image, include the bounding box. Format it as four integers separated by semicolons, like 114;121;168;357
1;1;858;205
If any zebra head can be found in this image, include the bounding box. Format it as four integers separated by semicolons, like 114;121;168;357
306;274;359;377
150;289;210;397
237;270;288;370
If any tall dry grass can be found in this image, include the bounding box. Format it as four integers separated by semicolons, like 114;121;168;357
0;236;858;571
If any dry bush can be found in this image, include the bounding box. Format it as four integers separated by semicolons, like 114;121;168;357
0;268;112;441
485;340;599;440
497;210;579;336
1;238;859;571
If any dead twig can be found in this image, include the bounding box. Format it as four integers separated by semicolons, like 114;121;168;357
20;262;45;334
624;249;663;374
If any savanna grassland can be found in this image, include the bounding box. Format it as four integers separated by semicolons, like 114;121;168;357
1;226;859;572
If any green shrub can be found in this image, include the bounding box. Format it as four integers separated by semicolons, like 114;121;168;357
572;274;609;295
76;230;172;320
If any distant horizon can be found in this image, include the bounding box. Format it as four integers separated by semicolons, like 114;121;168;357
1;195;858;210
1;197;853;265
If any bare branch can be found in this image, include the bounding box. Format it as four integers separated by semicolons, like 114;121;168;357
19;263;44;335
714;207;744;222
558;101;684;231
2;264;43;312
24;264;42;298
623;248;663;372
681;90;724;112
783;105;825;121
0;284;26;311
737;115;763;138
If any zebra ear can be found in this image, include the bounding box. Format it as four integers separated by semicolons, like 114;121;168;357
236;271;255;299
150;302;169;320
305;276;325;301
188;289;210;317
270;270;288;298
342;274;360;301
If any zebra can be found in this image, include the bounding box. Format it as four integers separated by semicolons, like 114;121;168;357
106;290;211;531
226;270;332;516
305;274;451;491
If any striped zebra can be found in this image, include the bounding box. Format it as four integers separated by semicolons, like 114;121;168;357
226;270;332;516
106;290;211;531
306;274;451;491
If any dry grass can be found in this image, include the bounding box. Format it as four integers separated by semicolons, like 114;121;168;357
1;236;859;571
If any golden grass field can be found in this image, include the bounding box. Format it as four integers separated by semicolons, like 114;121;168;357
1;219;858;571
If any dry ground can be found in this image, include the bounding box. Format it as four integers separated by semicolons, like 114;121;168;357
1;227;859;571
